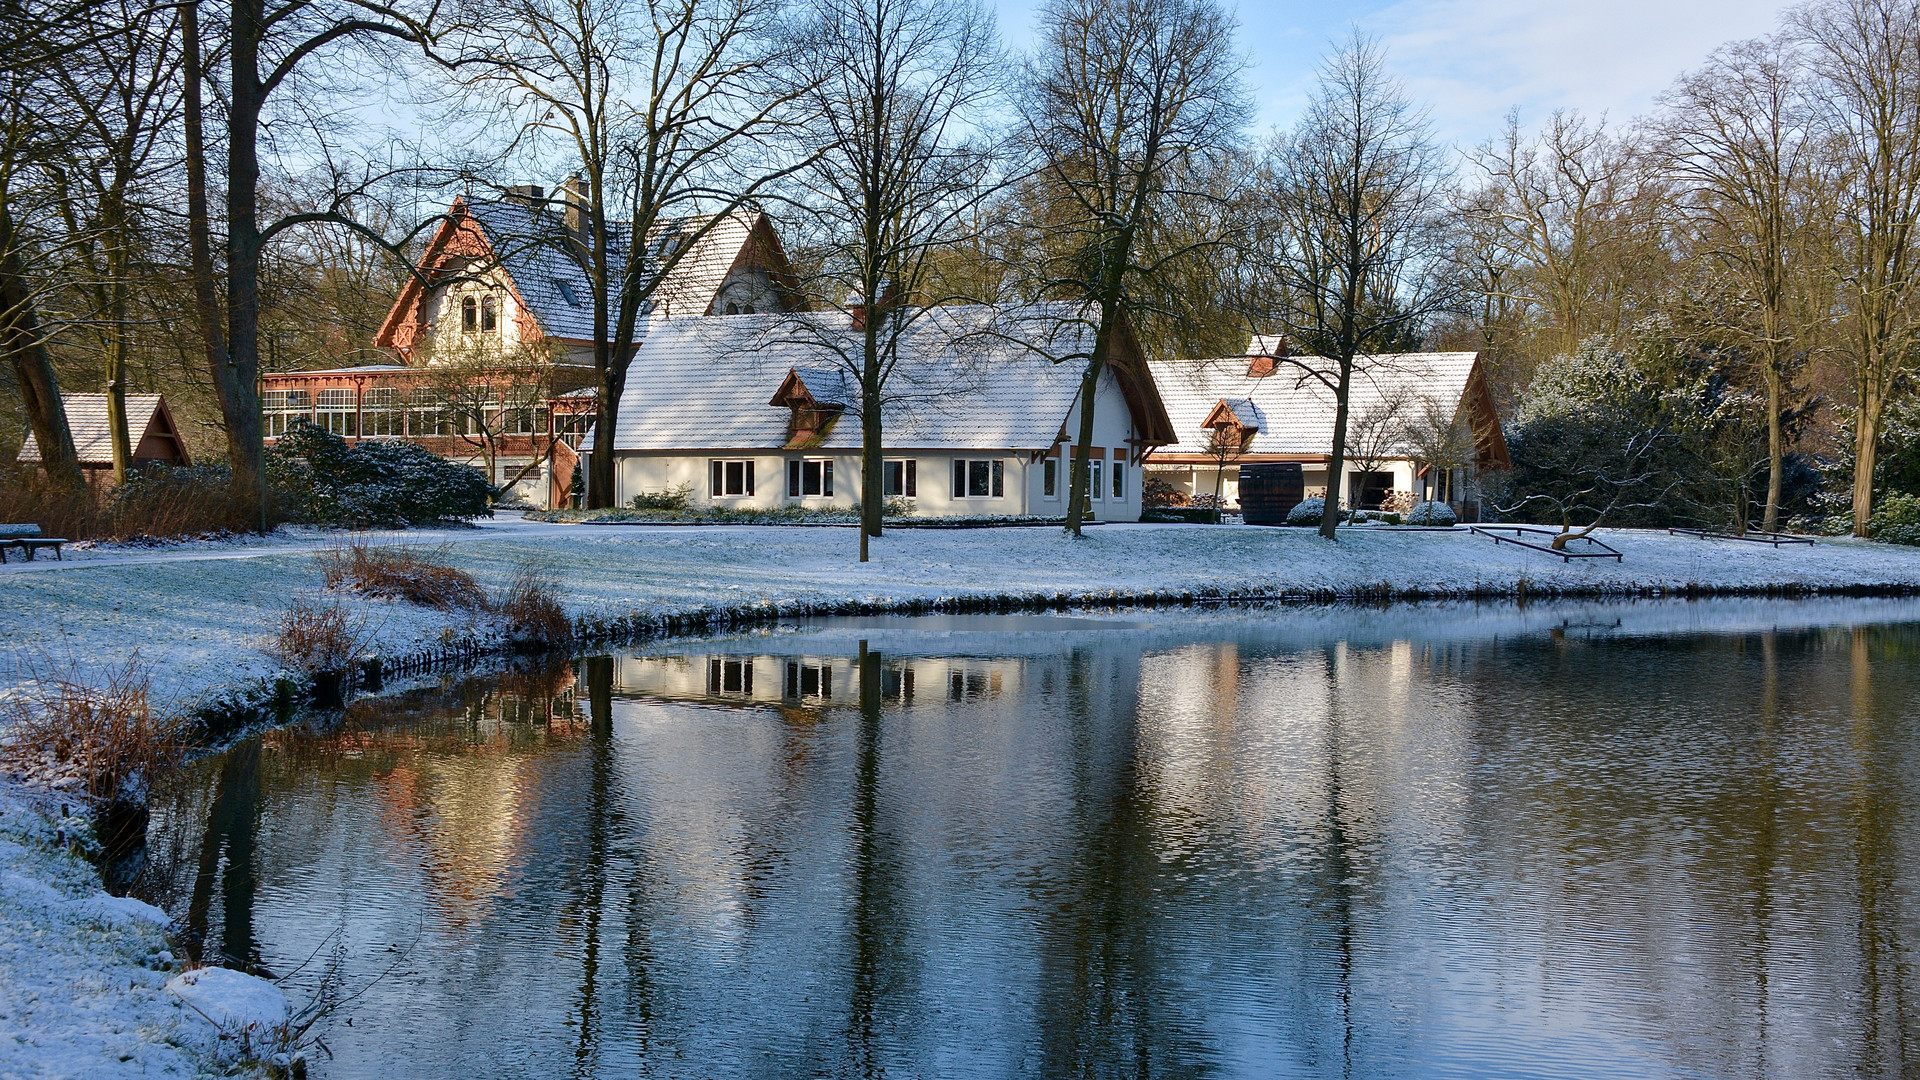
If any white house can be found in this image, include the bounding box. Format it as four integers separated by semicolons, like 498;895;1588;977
264;181;799;506
581;303;1175;519
1146;343;1509;516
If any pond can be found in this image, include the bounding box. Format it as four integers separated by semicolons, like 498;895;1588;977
141;598;1920;1079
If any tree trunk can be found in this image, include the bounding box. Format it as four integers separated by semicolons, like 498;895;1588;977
1319;356;1354;540
180;0;228;377
0;247;83;491
1762;361;1782;534
859;312;882;562
1064;361;1101;538
589;367;623;509
105;227;132;485
1852;399;1879;538
219;0;267;529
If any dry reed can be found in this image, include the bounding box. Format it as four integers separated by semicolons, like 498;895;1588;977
497;562;573;651
0;655;185;802
273;594;371;674
316;540;486;609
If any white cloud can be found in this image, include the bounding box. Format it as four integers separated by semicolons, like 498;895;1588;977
1367;0;1799;144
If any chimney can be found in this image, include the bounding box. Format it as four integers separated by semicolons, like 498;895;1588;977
845;289;868;330
562;174;589;247
505;184;544;208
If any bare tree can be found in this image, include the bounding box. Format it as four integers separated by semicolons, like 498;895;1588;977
413;334;558;494
1253;33;1452;539
1659;35;1819;533
1017;0;1246;536
1793;0;1920;536
0;0;94;491
1401;393;1473;504
52;0;181;485
1463;110;1670;360
446;0;811;509
180;0;442;527
1342;386;1412;511
784;0;1002;561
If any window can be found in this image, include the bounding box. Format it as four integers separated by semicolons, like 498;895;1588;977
481;295;499;332
461;295;478;332
1042;458;1058;498
1089;459;1104;500
952;459;1004;498
553;279;578;306
710;459;755;497
788;458;833;498
316;388;357;437
361;387;401;438
407;388;447;436
882;459;917;498
707;658;752;695
1111;461;1126;500
784;661;832;701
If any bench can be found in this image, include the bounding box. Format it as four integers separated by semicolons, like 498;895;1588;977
0;524;68;563
1468;524;1624;562
1667;527;1816;547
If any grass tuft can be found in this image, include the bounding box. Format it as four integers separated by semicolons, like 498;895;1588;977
272;594;371;674
316;540;486;609
496;562;572;651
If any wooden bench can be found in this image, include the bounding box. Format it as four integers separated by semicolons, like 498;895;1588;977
1468;524;1624;562
1668;527;1815;547
0;524;68;563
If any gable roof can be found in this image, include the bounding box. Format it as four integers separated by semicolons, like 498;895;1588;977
584;303;1172;454
375;197;782;357
19;394;186;466
1150;352;1489;459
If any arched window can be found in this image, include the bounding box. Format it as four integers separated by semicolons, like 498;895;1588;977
461;295;478;331
481;295;498;332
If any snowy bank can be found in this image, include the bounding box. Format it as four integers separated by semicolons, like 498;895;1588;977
4;515;1920;711
0;785;292;1078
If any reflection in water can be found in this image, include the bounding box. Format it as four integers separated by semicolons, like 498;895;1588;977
141;601;1920;1079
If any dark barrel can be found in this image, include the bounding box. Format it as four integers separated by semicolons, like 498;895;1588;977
1238;462;1304;525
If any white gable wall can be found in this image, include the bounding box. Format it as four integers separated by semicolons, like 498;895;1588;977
608;365;1143;519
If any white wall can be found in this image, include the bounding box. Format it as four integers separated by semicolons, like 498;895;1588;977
608;366;1146;519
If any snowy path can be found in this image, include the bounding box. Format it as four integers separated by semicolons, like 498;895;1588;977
2;514;1919;710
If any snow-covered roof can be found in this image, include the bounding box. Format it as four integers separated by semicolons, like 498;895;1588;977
585;304;1128;453
19;393;182;466
1150;352;1482;457
464;200;760;342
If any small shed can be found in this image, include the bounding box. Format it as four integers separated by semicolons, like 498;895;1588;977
19;393;192;474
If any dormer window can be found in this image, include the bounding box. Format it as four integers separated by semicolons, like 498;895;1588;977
462;295;478;331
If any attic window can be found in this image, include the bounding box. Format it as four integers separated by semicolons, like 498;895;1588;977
462;296;478;331
481;295;499;332
554;279;579;306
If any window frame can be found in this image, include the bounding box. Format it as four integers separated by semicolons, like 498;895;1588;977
461;295;478;332
1089;459;1104;501
1042;457;1059;499
1111;460;1126;500
710;459;756;498
952;458;1005;499
787;457;833;498
882;459;917;498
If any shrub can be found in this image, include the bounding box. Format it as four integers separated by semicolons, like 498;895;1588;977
629;484;692;511
1142;507;1219;524
1406;500;1457;526
1381;490;1418;514
273;594;370;674
1868;493;1920;546
1142;475;1190;508
1286;497;1327;526
0;656;184;803
267;421;492;528
0;463;262;541
496;563;572;651
316;541;486;609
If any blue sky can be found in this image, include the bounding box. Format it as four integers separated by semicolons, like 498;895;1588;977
996;0;1801;147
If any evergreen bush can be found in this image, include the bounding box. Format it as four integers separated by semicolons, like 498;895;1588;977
1406;500;1457;526
267;421;492;528
1285;497;1326;526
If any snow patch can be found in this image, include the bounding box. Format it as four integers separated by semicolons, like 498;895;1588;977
69;892;171;930
166;966;290;1035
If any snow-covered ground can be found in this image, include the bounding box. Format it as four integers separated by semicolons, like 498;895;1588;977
0;787;290;1079
4;514;1920;711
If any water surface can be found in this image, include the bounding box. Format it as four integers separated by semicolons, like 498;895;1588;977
144;599;1920;1079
